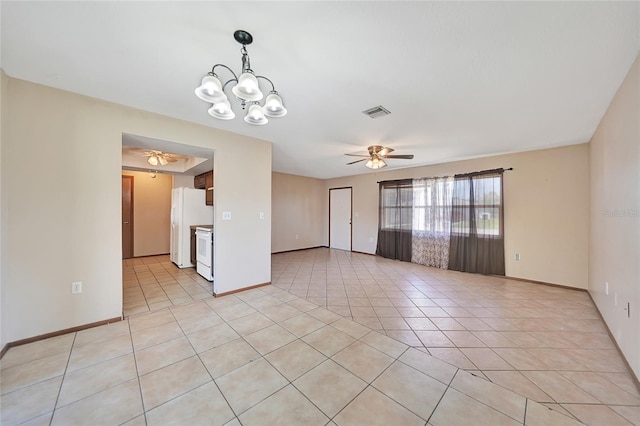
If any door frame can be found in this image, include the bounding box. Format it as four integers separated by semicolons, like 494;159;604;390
122;175;134;259
328;186;352;251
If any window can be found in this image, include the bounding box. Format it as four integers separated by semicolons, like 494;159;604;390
451;174;502;237
412;179;453;234
379;182;413;231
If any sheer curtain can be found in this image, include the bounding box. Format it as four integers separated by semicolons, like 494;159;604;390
411;177;454;269
376;179;413;261
448;169;505;275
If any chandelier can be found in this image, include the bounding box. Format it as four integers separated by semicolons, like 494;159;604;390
195;30;287;126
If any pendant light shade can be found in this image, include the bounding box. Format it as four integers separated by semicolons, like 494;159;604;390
208;100;235;120
263;92;287;117
158;156;168;166
195;75;226;103
147;155;159;166
196;30;286;125
244;104;268;125
232;72;263;101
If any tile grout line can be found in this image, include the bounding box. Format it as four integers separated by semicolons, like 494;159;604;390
127;319;148;425
47;332;78;426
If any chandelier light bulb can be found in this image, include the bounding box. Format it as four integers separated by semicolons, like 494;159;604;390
195;75;226;103
208;100;235;120
263;92;287;117
244;104;268;125
232;72;264;101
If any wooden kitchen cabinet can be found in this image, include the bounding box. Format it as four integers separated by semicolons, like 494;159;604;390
194;173;206;189
194;171;214;205
205;171;214;206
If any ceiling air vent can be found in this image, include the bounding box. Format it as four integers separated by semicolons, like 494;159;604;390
362;105;391;119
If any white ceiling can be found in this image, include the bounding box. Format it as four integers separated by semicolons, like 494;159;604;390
2;2;639;179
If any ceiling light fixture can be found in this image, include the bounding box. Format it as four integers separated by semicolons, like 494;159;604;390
195;30;287;126
147;152;170;166
366;157;387;169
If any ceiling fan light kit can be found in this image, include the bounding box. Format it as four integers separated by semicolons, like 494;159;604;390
146;151;177;166
346;145;415;169
366;157;386;169
195;30;287;125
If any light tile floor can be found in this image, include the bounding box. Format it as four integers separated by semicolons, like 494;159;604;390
271;248;640;426
0;248;638;425
122;255;213;317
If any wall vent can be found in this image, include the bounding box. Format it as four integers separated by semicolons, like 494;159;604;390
362;105;391;119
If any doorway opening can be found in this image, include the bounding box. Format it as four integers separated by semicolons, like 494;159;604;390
122;175;134;259
121;133;215;317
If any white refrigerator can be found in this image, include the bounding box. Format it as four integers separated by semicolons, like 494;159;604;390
170;187;214;268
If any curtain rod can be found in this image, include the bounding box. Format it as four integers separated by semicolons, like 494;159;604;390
377;167;513;184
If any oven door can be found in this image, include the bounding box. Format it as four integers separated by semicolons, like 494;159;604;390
195;229;212;267
195;228;213;281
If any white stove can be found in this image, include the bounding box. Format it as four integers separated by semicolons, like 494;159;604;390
195;226;213;281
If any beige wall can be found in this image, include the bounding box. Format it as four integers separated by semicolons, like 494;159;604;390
272;172;327;252
321;144;590;288
0;75;272;346
589;53;639;378
122;171;172;257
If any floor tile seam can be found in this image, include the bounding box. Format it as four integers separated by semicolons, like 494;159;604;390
553;371;640;404
53;351;141;403
49;332;85;419
0;343;77;375
216;373;290;418
138;354;214;413
65;346;135;377
394;356;458;388
0;369;66;422
557;402;621;423
448;369;530;424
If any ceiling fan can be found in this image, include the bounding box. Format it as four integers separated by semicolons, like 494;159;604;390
126;148;186;166
346;145;414;169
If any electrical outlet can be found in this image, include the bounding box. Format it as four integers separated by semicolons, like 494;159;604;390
222;211;232;221
295;234;299;240
71;281;82;294
369;237;374;243
259;212;265;220
605;282;609;296
515;253;521;261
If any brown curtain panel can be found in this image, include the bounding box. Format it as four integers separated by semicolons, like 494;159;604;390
376;179;413;262
448;169;505;275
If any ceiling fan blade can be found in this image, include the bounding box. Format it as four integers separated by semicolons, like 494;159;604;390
166;158;178;162
378;147;395;156
345;153;370;157
346;158;369;165
383;154;414;159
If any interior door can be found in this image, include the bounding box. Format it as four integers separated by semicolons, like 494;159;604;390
329;187;352;251
122;176;134;259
